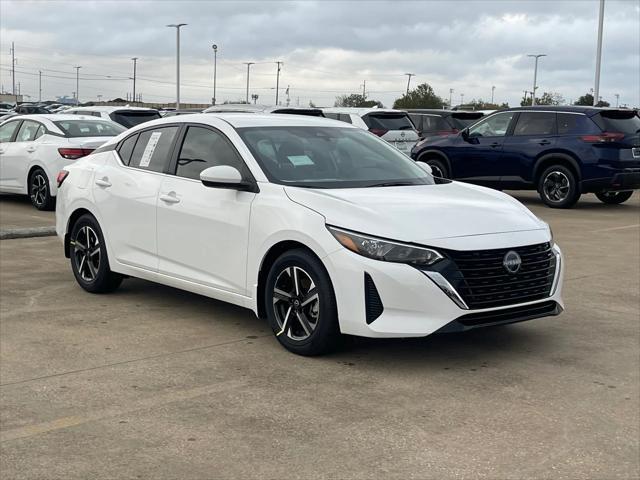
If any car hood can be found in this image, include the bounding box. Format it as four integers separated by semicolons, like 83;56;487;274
285;182;546;244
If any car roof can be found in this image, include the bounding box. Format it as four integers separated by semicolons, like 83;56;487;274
322;107;406;115
11;114;107;122
404;109;484;116
203;104;324;114
65;106;159;113
131;112;356;129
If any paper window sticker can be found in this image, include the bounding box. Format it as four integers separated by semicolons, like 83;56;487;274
287;155;314;166
139;131;162;167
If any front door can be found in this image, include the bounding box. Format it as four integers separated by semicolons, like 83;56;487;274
450;111;516;187
156;125;256;294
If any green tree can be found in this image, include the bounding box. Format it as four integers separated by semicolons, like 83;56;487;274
392;83;444;109
520;91;564;106
467;98;509;110
334;93;383;108
573;92;609;107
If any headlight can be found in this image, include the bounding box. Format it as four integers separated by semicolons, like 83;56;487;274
327;226;443;266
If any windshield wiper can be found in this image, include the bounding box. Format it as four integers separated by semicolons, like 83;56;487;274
366;181;420;188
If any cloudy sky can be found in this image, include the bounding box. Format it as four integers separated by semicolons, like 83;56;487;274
1;0;638;108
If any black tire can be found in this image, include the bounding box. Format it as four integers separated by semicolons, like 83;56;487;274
29;168;55;211
264;249;341;356
69;214;123;293
538;164;581;208
419;157;449;178
595;190;634;204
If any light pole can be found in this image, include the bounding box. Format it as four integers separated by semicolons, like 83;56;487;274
212;44;218;105
131;57;138;105
275;61;283;105
449;88;454;108
244;62;254;104
38;70;42;102
167;23;187;109
360;80;366;99
74;66;81;105
614;93;619;107
527;54;546;106
460;93;464;105
593;0;605;106
491;85;495;104
404;73;415;95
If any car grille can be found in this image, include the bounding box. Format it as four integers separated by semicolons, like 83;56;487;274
442;242;556;309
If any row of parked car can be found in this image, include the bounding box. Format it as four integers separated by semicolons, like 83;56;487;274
1;101;638;210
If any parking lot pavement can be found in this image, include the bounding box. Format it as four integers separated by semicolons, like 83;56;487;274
0;195;55;230
0;192;638;479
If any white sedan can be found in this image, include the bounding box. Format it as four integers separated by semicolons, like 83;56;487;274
55;113;564;355
0;114;125;209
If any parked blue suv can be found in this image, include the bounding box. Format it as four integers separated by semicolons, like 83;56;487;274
410;106;640;208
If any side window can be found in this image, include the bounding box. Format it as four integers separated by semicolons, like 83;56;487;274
129;126;179;173
0;121;20;143
15;120;41;142
513;112;556;136
557;113;596;135
175;126;249;181
324;113;338;120
34;125;45;140
468;112;516;138
408;114;421;130
117;134;138;165
338;114;352;124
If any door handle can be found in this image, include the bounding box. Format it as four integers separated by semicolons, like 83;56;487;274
0;149;5;154
159;193;180;204
95;177;112;188
26;147;37;153
538;140;551;146
489;142;501;148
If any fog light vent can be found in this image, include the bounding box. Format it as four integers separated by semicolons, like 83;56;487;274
364;273;384;324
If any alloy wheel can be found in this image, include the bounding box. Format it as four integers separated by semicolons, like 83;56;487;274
73;226;101;282
542;171;570;203
272;266;320;341
30;173;47;208
429;163;445;178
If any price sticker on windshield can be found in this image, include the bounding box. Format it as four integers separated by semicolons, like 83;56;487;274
139;131;162;168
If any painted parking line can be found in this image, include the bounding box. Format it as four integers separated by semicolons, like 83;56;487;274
589;224;639;233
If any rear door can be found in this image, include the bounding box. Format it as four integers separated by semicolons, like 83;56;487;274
362;112;419;155
156;125;256;294
501;112;557;186
452;111;516;186
3;120;44;192
92;125;179;271
0;120;22;190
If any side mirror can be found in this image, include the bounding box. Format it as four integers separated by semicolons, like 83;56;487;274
461;128;470;140
416;162;433;175
200;165;258;192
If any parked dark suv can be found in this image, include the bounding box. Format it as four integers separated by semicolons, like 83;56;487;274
411;106;640;208
406;109;484;138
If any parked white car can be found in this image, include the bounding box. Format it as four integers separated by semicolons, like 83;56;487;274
322;107;419;154
63;106;161;128
56;113;564;355
0;114;125;209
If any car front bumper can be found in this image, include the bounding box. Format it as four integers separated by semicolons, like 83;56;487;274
323;234;564;338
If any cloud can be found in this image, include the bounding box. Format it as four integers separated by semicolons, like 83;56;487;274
1;0;638;107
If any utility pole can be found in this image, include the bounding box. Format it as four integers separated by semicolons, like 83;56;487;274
449;88;454;108
593;0;605;106
212;44;218;105
360;80;366;99
404;73;415;94
527;54;546;106
167;23;187;109
39;70;42;102
614;93;619;107
460;93;464;105
286;85;290;107
74;66;81;105
491;85;495;104
244;62;254;104
131;57;138;105
11;42;16;102
275;61;283;105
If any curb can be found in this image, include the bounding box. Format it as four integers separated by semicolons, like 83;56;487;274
0;226;57;240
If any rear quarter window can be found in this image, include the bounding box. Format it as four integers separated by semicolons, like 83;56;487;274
557;113;599;135
363;113;414;131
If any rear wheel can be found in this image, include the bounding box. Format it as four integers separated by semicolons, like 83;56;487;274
595;190;634;204
29;168;55;211
265;249;341;356
538;165;581;208
420;157;449;178
70;214;123;293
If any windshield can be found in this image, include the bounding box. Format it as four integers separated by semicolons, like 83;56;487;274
109;110;161;128
237;126;434;189
54;119;126;137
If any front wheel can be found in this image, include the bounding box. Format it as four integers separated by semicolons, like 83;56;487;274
420;158;449;178
538;165;581;208
70;214;123;293
265;249;341;355
595;190;634;204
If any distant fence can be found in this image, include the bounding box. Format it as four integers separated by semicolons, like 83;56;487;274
86;101;210;109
